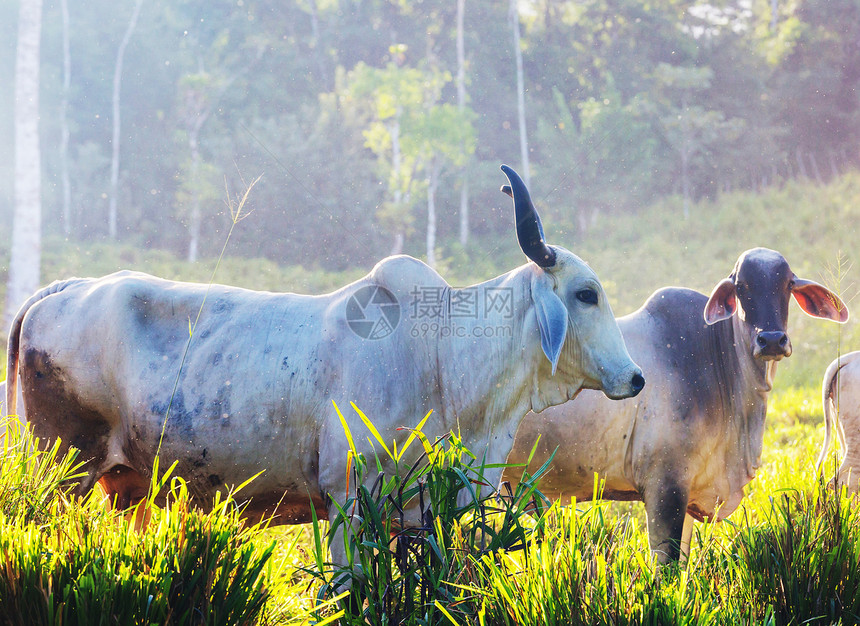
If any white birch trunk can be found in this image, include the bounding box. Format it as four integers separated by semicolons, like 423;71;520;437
108;0;144;239
60;0;71;236
185;109;209;263
5;0;43;330
457;0;470;246
389;113;405;256
426;156;440;269
509;0;530;188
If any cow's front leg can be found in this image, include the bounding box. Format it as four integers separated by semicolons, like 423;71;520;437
680;513;695;563
642;478;689;563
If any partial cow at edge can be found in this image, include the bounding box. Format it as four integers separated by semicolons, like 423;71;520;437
0;381;26;441
818;351;860;492
505;248;847;563
5;165;644;565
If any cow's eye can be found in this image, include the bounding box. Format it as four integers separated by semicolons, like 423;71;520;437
576;289;598;305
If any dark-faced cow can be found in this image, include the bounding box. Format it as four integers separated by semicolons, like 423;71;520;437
504;248;847;562
6;166;644;565
818;351;860;492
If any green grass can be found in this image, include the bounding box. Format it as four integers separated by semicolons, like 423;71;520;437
291;388;855;626
255;385;860;625
0;422;278;625
0;386;852;624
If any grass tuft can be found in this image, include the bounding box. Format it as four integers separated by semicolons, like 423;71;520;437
0;418;276;626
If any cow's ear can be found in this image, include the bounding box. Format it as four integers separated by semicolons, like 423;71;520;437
704;278;737;325
532;273;568;375
792;277;849;323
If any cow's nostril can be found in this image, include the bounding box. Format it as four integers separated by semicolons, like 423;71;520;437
756;331;789;353
631;373;645;392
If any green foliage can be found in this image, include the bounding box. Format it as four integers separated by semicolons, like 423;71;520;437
730;484;860;624
305;403;554;625
14;0;860;269
476;501;727;626
0;420;275;626
0;422;87;526
2;389;860;623
343;57;477;246
35;236;364;297
289;401;860;625
473;475;860;625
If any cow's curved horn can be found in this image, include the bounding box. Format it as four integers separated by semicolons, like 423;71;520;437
501;164;556;268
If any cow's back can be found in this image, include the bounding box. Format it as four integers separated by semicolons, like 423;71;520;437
17;271;335;507
17;264;461;521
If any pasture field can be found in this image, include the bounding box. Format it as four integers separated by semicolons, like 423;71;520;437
260;386;857;625
2;174;860;623
0;385;856;624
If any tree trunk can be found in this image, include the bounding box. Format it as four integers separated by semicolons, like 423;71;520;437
426;156;440;269
829;150;840;179
509;0;530;187
108;0;144;239
681;146;691;218
186;127;202;263
457;0;470;246
5;0;43;330
389;113;405;256
60;0;71;236
808;151;823;185
680;94;691;218
795;146;808;179
307;0;330;90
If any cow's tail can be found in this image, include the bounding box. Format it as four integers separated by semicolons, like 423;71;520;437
6;278;85;418
817;353;857;473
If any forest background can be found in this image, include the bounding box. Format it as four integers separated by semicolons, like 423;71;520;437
1;0;859;333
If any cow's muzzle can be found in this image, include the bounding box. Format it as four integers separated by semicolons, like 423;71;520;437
754;331;792;360
603;366;646;400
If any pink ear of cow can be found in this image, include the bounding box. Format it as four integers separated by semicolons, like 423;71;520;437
791;277;849;323
704;278;737;325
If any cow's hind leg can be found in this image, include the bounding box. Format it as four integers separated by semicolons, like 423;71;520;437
19;349;114;499
643;479;689;564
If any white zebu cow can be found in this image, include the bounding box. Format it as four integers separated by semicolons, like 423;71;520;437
6;166;644;563
818;351;860;492
505;248;847;562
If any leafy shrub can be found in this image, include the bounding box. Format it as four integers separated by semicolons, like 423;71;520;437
305;402;554;626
